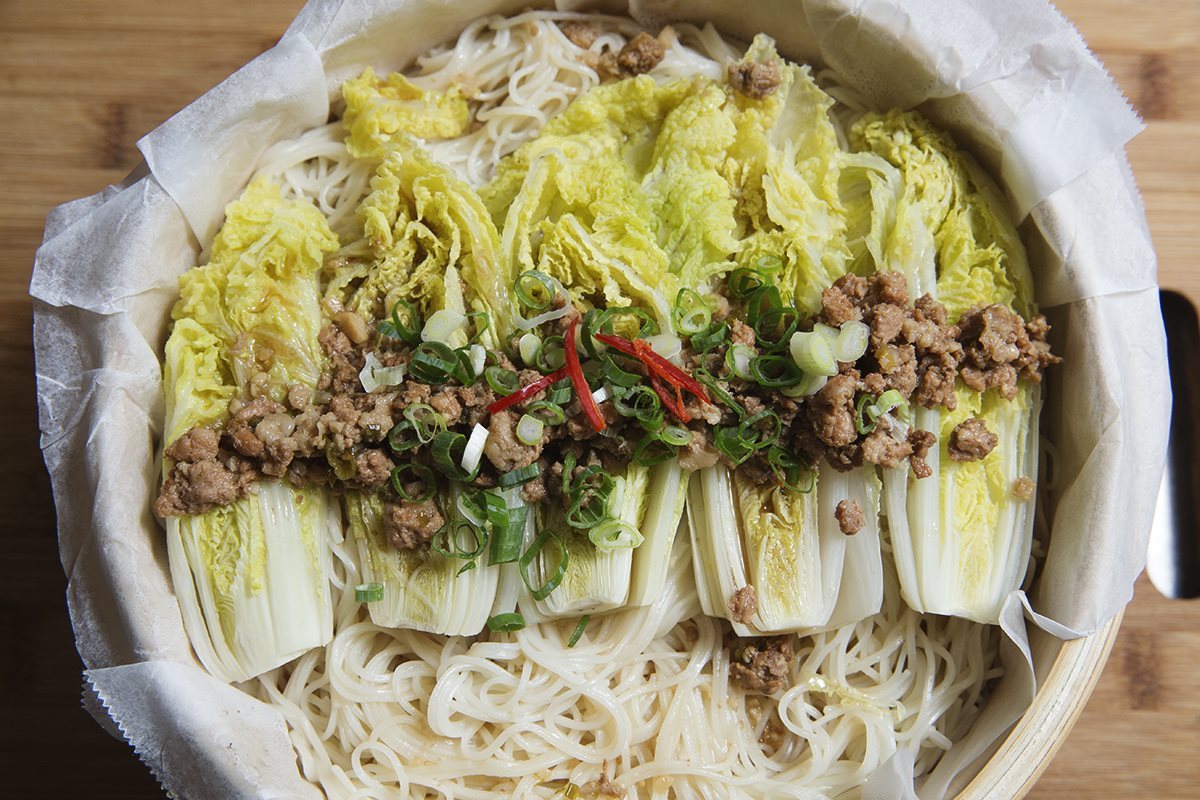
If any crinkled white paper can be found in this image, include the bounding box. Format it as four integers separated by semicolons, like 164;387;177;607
31;1;1167;797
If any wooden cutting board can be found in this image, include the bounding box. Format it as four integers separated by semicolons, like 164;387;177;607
0;0;1196;797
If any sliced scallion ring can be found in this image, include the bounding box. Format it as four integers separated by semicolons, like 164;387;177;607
835;320;870;362
789;330;838;377
431;430;480;481
749;354;802;388
588;519;644;551
725;343;755;380
689;321;728;354
431;519;487;562
535;334;567;372
516;414;545;446
354;582;384;603
855;393;879;435
403;403;447;444
515;270;557;311
520;530;569;601
672;288;713;336
485;365;520;395
377;300;421;345
526;401;566;425
390;463;436;502
487;612;526;632
659;425;693;447
518;332;541;366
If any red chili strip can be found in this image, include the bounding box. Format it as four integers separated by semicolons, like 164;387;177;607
648;370;690;423
595;332;712;405
487;366;569;414
565;318;606;432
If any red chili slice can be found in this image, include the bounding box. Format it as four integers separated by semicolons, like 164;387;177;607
595;332;712;405
565;318;606;433
487;366;569;415
648;370;691;423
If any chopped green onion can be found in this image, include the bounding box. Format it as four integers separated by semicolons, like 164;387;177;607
526;401;566;425
520;530;569;600
753;306;800;352
588;519;645;551
712;425;754;465
873;388;908;417
518;332;541;366
515;270;556;311
785;371;829;398
545;379;572;406
739;410;782;449
835;320;870;361
390;463;436;502
673;288;713;336
485;365;520;395
487;612;526;632
386;419;422;453
689;321;728;354
633;431;677;466
403;403;447;444
725;343;755;380
466;310;490;341
694;368;744;416
564;465;617;528
856;393;878;435
567;615;590;647
745;285;782;325
497;464;541;488
789;330;838;377
728;267;768;300
601;357;642;388
768;446;815;493
354;582;384;603
613;385;663;428
377;300;421;345
410;341;467;384
431;430;480;481
754;255;783;274
749;354;802;388
659;425;693;447
535;334;567;372
431;519;487;563
583;306;657;357
486;493;526;565
515;414;545;446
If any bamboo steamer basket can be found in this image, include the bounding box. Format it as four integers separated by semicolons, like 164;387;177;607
959;615;1124;798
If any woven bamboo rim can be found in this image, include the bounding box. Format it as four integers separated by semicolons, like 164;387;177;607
956;609;1125;798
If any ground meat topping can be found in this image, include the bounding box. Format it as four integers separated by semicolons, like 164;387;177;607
728;58;783;99
614;31;665;76
484;409;543;472
558;20;599;49
730;636;794;694
727;585;758;625
834;499;864;535
1012;476;1036;500
948;417;999;462
958;304;1060;400
383;497;444;550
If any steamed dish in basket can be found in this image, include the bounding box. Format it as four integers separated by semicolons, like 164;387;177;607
153;11;1059;798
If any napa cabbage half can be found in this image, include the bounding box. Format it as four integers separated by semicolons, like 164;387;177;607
329;140;511;633
852;110;1040;623
162;179;339;682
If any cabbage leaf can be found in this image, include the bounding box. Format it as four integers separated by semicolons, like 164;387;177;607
343;68;470;160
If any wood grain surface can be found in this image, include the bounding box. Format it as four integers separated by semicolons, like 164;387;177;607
1;1;1196;796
